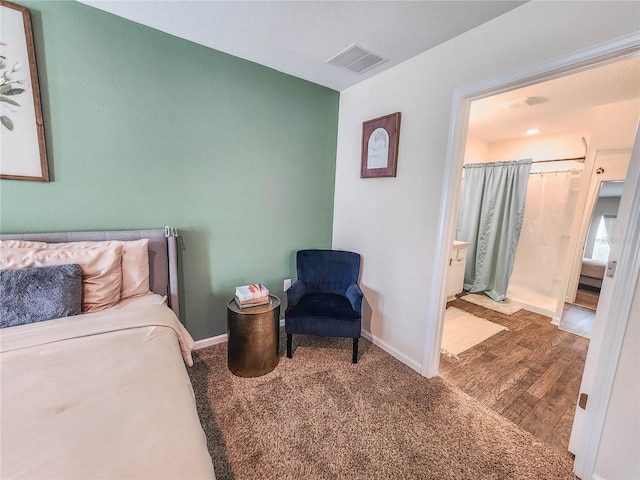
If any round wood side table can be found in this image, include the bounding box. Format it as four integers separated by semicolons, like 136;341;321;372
226;295;281;377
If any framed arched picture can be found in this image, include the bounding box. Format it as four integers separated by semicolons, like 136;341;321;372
361;112;401;178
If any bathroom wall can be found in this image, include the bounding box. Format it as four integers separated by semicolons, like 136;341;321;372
485;130;589;163
460;97;639;318
462;137;489;164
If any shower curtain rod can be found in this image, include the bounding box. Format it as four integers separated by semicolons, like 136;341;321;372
529;169;582;175
463;156;586;167
531;156;586;164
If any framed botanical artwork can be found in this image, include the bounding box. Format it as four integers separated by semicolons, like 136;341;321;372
0;0;48;181
361;112;401;178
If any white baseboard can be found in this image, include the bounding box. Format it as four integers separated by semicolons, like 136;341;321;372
193;333;227;350
193;319;286;350
194;323;423;376
360;330;422;373
592;473;605;480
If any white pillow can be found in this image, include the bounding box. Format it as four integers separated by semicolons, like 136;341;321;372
0;245;123;313
0;239;150;300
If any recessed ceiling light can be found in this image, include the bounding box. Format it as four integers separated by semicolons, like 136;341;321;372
526;129;540;135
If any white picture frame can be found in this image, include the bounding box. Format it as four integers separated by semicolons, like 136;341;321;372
1;0;48;182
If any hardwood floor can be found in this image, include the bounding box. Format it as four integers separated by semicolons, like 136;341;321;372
439;298;589;456
574;286;600;310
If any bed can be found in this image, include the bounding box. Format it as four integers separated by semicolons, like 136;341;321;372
580;257;607;289
0;228;215;479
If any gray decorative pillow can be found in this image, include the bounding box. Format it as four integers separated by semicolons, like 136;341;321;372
0;264;83;328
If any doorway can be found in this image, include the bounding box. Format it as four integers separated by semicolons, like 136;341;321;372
451;57;638;325
432;37;640;477
560;175;627;339
562;147;632;318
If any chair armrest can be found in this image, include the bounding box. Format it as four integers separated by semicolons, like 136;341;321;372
346;283;363;313
287;280;307;306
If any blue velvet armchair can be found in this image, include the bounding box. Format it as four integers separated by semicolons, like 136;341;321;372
285;249;363;363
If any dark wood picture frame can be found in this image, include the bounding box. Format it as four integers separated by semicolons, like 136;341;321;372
1;0;49;182
361;112;401;178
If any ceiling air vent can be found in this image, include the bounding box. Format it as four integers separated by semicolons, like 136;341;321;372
499;97;547;110
327;44;387;75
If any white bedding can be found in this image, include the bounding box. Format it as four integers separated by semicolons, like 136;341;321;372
0;305;215;479
581;258;606;279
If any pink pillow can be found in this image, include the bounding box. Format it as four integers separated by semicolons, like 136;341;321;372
0;239;150;299
119;239;150;299
0;245;123;313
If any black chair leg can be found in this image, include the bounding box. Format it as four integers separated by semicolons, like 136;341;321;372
352;337;358;364
287;334;293;358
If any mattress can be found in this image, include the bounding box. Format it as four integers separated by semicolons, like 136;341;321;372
0;305;215;479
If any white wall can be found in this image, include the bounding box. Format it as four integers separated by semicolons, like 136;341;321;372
333;0;639;369
594;272;640;479
485;130;589;163
463;137;488;164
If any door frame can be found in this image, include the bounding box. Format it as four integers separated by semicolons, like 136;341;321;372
565;149;632;304
422;31;640;478
573;122;640;479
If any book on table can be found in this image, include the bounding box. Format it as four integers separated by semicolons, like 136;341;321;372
234;296;271;309
234;283;270;308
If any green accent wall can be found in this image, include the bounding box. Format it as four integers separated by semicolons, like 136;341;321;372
0;1;339;340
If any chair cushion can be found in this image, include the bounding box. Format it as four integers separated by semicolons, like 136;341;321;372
285;293;361;338
288;293;360;320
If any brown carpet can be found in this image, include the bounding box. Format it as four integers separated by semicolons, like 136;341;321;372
189;332;576;480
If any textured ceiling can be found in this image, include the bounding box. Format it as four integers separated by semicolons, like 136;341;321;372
76;1;638;144
78;0;526;91
468;55;640;143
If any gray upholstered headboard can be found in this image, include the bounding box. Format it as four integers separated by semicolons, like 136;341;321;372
0;228;180;317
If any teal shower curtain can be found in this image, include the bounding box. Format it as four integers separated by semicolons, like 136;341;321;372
456;159;532;302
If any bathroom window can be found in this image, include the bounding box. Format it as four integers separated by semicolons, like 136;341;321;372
592;216;611;262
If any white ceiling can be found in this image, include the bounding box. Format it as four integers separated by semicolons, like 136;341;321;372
77;0;526;92
76;1;639;143
468;55;640;143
